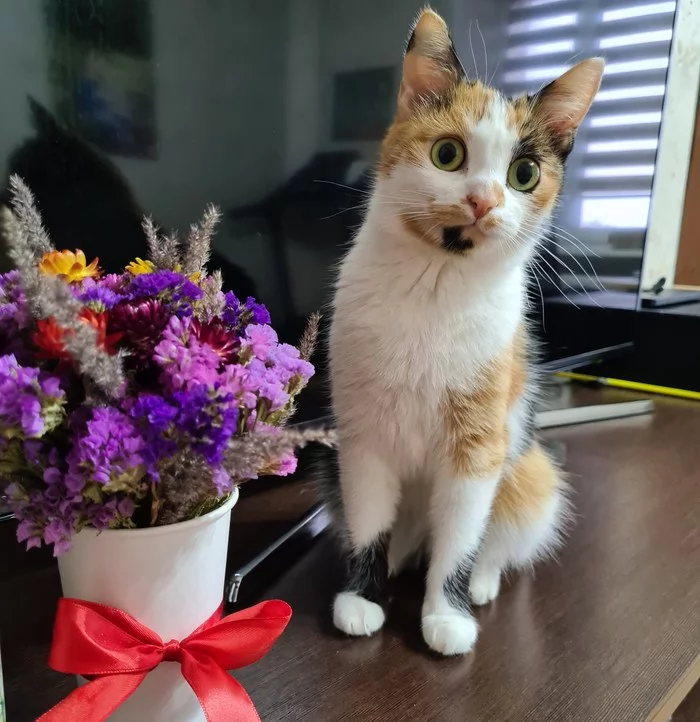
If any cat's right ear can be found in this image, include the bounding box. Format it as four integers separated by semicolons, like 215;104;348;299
397;9;465;120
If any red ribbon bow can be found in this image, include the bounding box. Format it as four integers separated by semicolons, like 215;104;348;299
38;597;292;722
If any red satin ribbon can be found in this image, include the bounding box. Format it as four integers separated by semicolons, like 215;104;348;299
38;597;292;722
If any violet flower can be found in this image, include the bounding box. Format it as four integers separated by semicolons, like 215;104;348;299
0;355;65;439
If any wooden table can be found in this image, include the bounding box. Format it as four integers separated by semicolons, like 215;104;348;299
2;389;700;721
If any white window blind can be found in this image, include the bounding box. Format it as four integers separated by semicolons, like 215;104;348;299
502;0;677;233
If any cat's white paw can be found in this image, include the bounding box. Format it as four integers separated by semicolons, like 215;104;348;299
422;613;478;656
333;592;385;636
469;567;501;606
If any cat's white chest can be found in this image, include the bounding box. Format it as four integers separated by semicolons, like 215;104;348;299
331;242;523;472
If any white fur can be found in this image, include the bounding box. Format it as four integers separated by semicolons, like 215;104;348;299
422;612;479;656
470;484;570;606
334;592;385;637
331;99;562;655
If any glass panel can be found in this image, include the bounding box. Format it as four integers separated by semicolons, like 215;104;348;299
0;0;678;419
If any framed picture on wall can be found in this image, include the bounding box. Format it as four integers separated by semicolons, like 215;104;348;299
45;0;157;158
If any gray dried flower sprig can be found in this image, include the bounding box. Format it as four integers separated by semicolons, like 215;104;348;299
1;183;126;397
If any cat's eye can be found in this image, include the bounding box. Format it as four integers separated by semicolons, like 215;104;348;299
430;138;466;172
508;158;540;192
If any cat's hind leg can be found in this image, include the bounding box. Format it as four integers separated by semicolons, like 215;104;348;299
332;443;401;637
469;443;570;606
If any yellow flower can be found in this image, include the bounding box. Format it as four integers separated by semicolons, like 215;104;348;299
38;250;100;284
125;258;155;275
172;263;202;283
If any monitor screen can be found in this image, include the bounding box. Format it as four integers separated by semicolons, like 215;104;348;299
0;0;677;421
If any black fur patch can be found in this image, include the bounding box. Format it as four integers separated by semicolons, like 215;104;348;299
313;446;389;604
346;533;390;604
443;561;472;614
442;226;474;253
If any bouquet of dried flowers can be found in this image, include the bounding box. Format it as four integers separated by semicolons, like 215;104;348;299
0;176;332;555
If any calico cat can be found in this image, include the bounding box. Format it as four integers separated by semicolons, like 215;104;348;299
329;9;603;656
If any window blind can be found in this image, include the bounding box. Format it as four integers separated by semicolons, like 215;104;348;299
501;0;677;236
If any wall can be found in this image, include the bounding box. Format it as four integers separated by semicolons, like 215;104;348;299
284;0;322;177
113;0;289;231
1;0;289;233
0;2;50;181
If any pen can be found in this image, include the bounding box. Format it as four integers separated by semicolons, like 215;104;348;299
555;372;700;402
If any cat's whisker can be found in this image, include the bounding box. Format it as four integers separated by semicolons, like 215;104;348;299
488;58;502;88
547;223;600;257
544;229;608;292
527;260;548;332
531;255;581;310
313;179;371;195
519;218;607;295
476;20;488;87
533;251;586;309
468;21;480;83
538;246;604;307
541;237;606;293
319;204;368;220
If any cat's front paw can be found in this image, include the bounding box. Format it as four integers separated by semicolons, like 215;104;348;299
422;613;478;656
333;592;385;636
469;567;501;606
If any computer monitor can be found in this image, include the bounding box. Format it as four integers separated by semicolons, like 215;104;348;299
0;0;684;422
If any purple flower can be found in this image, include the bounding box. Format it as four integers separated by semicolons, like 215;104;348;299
172;386;239;465
78;284;122;311
153;317;221;391
101;274;129;293
274;450;298;476
222;293;270;329
131;394;178;432
222;291;240;327
0;355;65;439
272;343;315;385
0;271;29;355
243;324;278;360
212;467;232;495
65;407;145;493
5;479;78;555
249;359;290;411
127;271;203;316
244;297;271;325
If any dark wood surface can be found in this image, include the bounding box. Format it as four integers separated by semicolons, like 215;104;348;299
2;387;700;721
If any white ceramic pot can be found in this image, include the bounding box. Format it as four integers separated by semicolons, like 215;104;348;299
57;487;239;722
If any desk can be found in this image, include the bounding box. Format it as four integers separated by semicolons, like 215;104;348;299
2;389;700;721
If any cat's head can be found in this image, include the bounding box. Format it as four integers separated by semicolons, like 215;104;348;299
376;9;603;263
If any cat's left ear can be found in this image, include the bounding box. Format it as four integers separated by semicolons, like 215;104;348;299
533;58;605;153
397;9;465;120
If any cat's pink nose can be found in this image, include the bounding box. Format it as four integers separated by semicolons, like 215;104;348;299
466;194;496;220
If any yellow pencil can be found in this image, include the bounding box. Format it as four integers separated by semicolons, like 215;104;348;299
555;372;700;402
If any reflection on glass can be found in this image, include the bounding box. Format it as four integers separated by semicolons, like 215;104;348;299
0;0;678;417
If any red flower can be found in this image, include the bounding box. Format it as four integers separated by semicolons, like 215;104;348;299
108;299;170;362
191;317;239;364
32;309;123;360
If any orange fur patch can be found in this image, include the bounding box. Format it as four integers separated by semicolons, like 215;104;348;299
492;442;560;525
507;326;528;406
442;350;513;477
379;82;497;177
